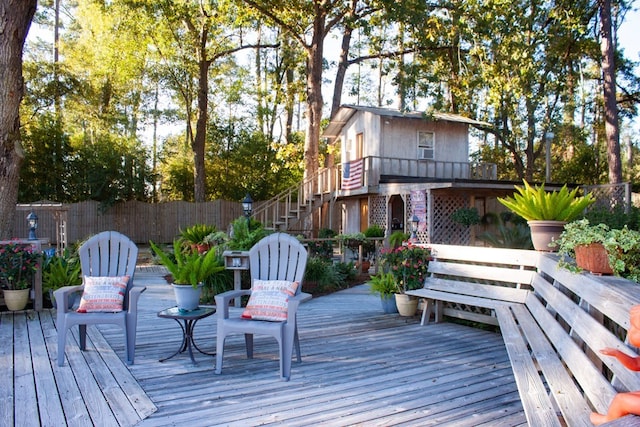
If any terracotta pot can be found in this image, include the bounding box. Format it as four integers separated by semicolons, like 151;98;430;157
528;220;566;252
574;243;614;275
3;288;31;311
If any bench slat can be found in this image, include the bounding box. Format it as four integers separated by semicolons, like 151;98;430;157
429;244;539;267
425;277;529;304
494;305;562;427
510;303;593;427
532;275;640;400
525;286;618;414
429;261;534;288
407;288;505;326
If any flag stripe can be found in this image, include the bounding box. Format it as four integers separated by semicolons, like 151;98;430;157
342;159;363;190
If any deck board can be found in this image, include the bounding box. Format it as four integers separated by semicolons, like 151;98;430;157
2;265;528;426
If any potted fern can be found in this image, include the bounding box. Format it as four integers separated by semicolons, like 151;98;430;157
498;181;595;251
369;271;398;313
150;240;225;311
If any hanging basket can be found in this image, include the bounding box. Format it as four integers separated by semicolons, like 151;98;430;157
574;243;614;275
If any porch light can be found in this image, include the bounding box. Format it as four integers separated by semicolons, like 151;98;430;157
242;193;253;219
27;211;38;240
410;215;419;242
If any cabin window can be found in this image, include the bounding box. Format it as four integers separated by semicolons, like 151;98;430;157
417;131;435;160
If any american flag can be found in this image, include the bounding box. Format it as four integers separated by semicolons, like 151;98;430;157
342;158;363;190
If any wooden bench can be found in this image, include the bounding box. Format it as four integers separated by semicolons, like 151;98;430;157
406;244;640;427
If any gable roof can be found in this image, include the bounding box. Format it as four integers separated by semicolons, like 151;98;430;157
322;104;492;138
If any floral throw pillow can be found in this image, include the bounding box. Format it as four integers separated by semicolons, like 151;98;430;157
77;275;129;313
241;279;299;321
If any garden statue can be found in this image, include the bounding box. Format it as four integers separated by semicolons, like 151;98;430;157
591;305;640;425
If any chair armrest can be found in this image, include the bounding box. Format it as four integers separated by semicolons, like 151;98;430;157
215;289;252;318
286;292;312;324
126;285;146;312
53;285;84;313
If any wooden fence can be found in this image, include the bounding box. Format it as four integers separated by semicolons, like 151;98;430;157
12;200;244;245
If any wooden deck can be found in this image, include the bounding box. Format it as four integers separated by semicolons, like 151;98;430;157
3;265;527;426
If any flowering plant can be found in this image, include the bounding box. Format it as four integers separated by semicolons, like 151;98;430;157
0;242;40;290
379;244;432;293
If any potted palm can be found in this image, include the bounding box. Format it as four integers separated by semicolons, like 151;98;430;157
369;271;398;313
498;181;595;251
0;242;40;311
150;240;225;311
380;243;432;316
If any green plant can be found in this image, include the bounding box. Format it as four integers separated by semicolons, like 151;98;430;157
42;249;82;293
451;207;481;226
552;219;640;281
308;228;337;260
0;242;40;290
389;231;409;248
363;224;385;259
379;244;432;293
498;181;595;221
477;212;533;249
179;224;217;245
303;257;341;293
227;217;271;250
149;240;225;287
369;271;397;296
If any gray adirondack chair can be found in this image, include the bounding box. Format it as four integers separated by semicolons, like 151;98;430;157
55;231;145;366
215;232;310;381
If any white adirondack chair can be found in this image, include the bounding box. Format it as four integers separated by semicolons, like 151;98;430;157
55;231;145;366
214;233;310;381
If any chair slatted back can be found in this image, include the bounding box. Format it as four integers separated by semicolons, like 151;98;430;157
249;233;307;292
79;231;138;307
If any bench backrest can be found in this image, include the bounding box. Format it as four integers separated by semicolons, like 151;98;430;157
530;253;640;415
425;244;538;305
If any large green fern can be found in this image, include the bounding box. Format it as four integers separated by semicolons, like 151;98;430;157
498;181;595;222
150;240;225;287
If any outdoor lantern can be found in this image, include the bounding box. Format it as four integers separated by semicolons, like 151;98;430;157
27;211;38;240
242;193;253;219
410;214;420;242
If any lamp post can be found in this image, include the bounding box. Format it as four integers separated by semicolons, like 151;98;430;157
545;131;554;183
242;193;253;229
410;214;419;243
27;211;38;241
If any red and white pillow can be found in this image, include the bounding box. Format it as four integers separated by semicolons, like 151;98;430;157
77;275;129;313
241;279;299;321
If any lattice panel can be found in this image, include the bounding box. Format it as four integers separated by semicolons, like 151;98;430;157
443;302;494;318
369;196;387;231
584;183;630;211
432;194;470;245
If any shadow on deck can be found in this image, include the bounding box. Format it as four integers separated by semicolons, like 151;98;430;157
1;266;526;426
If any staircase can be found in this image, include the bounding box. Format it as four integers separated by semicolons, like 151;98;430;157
252;165;341;233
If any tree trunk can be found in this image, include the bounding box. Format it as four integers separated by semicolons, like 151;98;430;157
0;0;37;240
303;13;325;194
599;0;622;184
193;27;210;202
